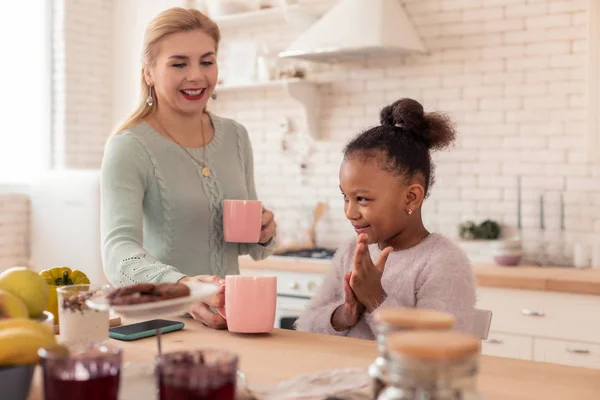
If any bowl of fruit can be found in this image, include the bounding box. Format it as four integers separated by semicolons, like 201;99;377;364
0;266;59;400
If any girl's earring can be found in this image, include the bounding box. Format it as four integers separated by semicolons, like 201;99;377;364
211;91;218;100
406;208;413;215
146;86;154;107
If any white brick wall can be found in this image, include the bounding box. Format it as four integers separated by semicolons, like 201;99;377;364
0;195;30;271
211;0;594;264
54;0;113;168
0;0;594;267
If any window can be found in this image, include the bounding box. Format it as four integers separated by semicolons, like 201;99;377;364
0;3;52;184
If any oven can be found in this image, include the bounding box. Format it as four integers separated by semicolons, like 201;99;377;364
275;294;311;330
273;268;327;330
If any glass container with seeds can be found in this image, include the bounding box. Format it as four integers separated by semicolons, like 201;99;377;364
378;330;482;400
57;284;111;347
369;308;456;399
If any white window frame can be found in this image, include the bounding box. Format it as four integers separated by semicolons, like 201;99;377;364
0;2;53;191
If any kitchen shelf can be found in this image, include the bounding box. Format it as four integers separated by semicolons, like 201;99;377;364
216;79;321;140
209;4;316;30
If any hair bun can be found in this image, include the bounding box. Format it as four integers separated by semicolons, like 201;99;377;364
379;98;456;151
380;98;426;131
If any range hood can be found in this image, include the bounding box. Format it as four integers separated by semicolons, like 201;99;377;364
279;0;427;62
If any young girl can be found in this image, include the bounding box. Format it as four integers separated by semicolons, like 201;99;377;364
295;98;476;339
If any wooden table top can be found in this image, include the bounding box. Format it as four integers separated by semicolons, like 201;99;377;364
28;316;600;399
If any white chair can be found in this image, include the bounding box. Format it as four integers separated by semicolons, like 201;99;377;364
473;308;493;340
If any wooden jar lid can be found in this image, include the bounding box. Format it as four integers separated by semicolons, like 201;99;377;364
373;307;455;330
386;331;481;362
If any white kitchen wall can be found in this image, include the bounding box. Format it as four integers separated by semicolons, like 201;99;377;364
211;0;594;264
0;0;595;266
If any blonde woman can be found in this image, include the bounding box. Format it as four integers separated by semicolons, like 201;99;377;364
101;8;276;329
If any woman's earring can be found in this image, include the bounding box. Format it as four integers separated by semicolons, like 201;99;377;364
146;86;154;107
406;208;413;215
211;91;217;100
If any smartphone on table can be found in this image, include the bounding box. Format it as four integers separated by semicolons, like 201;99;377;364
109;319;184;341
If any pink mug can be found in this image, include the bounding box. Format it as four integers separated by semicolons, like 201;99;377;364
223;200;263;243
217;275;277;333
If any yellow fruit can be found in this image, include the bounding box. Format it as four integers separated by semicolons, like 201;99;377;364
0;327;56;365
39;266;90;325
0;289;29;319
0;267;49;318
0;317;54;339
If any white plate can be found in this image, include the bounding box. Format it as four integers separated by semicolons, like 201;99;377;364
85;282;220;319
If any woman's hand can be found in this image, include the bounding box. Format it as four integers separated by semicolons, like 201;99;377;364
259;207;277;245
349;234;393;313
331;272;365;331
179;275;227;329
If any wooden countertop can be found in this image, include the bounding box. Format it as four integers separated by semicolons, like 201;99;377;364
239;256;600;296
28;317;600;400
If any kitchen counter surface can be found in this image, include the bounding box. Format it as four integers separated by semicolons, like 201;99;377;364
28;316;600;400
240;256;600;296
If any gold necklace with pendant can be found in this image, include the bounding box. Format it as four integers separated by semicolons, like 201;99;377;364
154;114;211;177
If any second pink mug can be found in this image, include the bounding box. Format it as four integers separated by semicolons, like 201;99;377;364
223;200;262;243
217;275;277;334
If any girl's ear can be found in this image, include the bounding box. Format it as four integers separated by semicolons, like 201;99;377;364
405;183;425;211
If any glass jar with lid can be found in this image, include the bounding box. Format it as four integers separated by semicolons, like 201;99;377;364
369;308;456;399
378;330;482;400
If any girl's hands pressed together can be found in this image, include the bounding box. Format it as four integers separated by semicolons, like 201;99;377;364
350;233;393;313
343;272;364;326
331;273;365;331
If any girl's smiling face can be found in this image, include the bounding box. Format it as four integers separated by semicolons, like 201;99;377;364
340;155;408;246
339;153;424;248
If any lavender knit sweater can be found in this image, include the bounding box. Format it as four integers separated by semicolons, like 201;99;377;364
295;234;476;340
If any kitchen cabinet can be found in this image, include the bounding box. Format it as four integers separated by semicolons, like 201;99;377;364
533;338;600;370
481;332;533;361
477;286;600;369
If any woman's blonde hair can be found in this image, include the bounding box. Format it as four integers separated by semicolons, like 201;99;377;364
111;8;220;136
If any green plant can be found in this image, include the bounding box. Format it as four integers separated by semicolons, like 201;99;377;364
458;220;501;240
458;221;478;240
